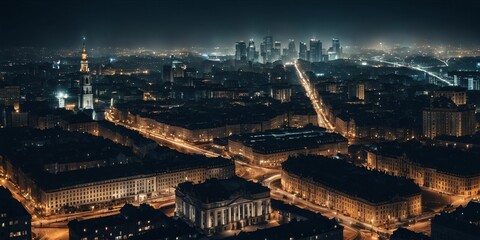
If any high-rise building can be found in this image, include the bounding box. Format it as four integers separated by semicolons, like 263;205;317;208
299;42;307;60
235;41;247;61
262;36;273;63
332;38;341;55
78;38;94;110
309;39;322;62
247;39;256;62
273;41;281;61
433;86;467;106
423;98;476;138
287;39;297;61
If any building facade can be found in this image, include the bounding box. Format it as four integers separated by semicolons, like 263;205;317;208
176;177;271;235
281;156;422;226
0;187;31;240
228;127;348;168
366;142;480;196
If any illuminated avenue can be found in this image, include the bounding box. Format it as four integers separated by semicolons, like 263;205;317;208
1;1;480;240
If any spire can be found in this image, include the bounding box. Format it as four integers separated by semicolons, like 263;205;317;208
80;36;89;72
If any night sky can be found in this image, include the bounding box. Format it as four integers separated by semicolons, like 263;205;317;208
1;0;479;49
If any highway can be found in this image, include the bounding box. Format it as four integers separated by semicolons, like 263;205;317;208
372;56;453;86
293;61;335;131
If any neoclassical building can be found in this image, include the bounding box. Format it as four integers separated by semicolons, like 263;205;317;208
175;177;271;235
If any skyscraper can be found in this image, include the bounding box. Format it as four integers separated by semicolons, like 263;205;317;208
288;39;297;61
247;39;256;62
235;41;247;61
299;42;307;60
273;41;281;61
332;38;341;54
263;36;273;63
78;38;93;110
309;39;322;62
328;38;342;60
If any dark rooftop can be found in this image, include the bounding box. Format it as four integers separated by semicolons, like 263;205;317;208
390;227;430;240
370;141;480;176
282;156;421;204
229;126;346;153
0;186;31;219
176;177;269;204
432;201;480;237
222;217;342;240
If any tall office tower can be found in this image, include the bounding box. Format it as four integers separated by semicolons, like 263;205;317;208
332;38;341;55
309;39;322;62
235;41;247;61
78;38;93;110
288;39;297;61
273;41;281;61
263;36;273;63
247;39;256;62
299;42;307;60
328;38;342;61
260;42;266;63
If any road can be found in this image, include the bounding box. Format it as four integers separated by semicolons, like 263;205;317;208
293;61;335;131
372;56;453;86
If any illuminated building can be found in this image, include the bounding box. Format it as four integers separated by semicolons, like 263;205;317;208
247;39;256;62
423;98;476;138
68;203;200;240
273;41;281;61
299;42;307;60
0;128;235;215
235;41;247;61
309;39;322;62
366;141;480;196
228;127;347;168
269;85;292;103
431;200;480;240
281;156;422;226
287;39;297;61
433;86;467;106
0;85;20;111
175;177;271;235
78;38;94;110
261;36;273;63
0;187;31;240
111;101;318;143
355;82;365;100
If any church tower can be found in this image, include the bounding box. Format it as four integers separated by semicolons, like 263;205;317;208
78;38;94;110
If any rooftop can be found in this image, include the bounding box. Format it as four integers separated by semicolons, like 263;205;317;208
432;201;480;237
222;217;342;240
0;186;31;219
229;126;346;153
282;156;421;204
369;141;480;176
176;177;269;204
